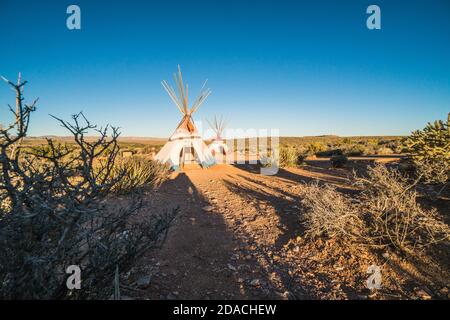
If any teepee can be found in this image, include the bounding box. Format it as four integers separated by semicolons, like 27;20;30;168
155;66;216;170
207;116;229;156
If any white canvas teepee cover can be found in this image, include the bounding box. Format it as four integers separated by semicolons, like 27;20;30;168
155;66;215;170
209;140;229;156
208;116;230;156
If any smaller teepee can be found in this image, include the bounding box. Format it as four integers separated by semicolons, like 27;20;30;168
207;116;229;157
155;66;216;170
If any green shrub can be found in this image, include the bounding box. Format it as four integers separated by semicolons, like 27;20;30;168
278;146;305;168
344;144;366;156
110;156;171;194
306;142;327;156
405;118;450;184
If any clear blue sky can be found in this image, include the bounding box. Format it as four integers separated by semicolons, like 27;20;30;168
0;0;449;137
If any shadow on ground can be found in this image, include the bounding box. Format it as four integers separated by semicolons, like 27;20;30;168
134;172;276;299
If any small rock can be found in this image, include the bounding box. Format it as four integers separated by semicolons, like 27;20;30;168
382;252;390;259
416;289;432;300
166;293;177;300
136;275;151;288
250;279;261;287
172;291;179;296
227;264;237;271
202;206;214;212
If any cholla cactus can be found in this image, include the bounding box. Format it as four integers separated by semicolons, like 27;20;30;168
405;115;450;184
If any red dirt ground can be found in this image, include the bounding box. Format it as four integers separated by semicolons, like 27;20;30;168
123;160;449;300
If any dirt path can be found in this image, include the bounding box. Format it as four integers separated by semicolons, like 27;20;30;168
126;164;360;299
135;165;289;299
127;162;449;300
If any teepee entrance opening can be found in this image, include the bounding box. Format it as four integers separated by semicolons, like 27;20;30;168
184;146;197;164
211;146;226;156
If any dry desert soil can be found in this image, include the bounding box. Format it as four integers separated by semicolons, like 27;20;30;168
122;159;450;300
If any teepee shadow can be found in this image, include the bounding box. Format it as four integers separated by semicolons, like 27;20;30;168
139;172;276;299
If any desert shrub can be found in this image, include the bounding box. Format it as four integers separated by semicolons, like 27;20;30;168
300;183;365;241
380;139;405;153
413;157;449;187
279;146;305;168
140;145;156;155
260;146;306;168
330;154;348;168
316;148;343;157
366;139;379;147
300;164;449;252
393;139;408;154
0;76;176;299
109;156;170;194
357;165;449;251
344;144;366;156
375;146;394;155
306;142;327;156
405;118;450;185
377;139;390;146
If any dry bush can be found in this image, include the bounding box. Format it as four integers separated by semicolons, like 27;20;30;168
356;165;449;251
343;144;366;156
0;76;176;299
300;183;365;241
414;157;449;187
300;164;449;253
